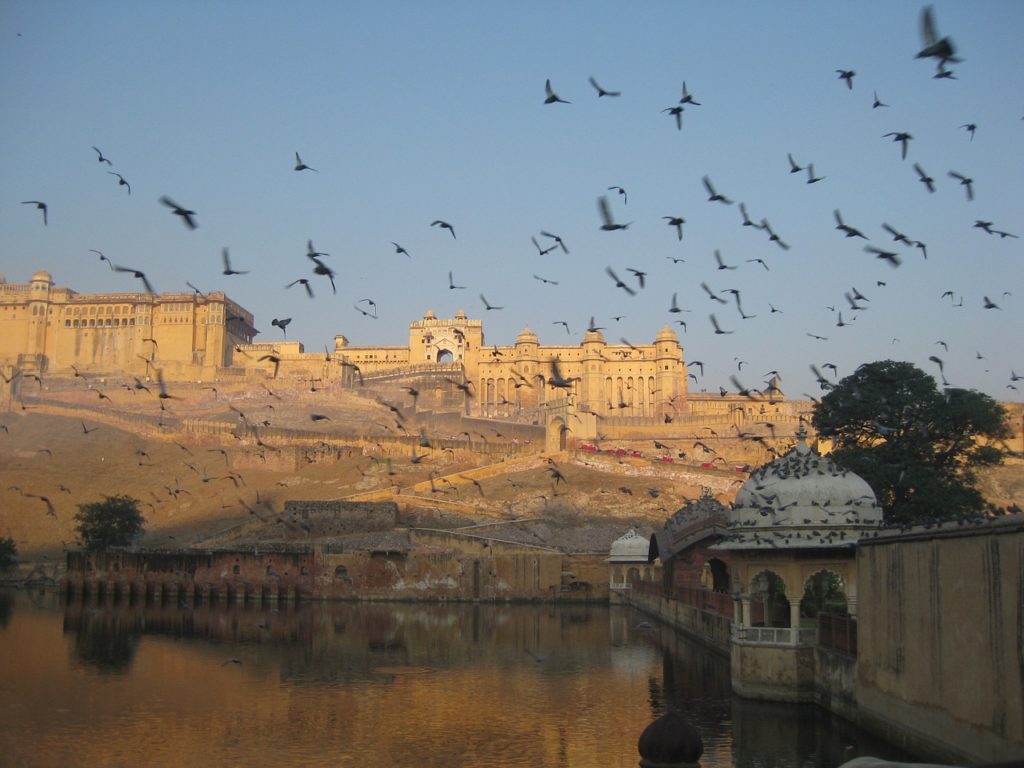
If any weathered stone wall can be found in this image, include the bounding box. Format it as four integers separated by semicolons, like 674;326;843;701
283;500;398;531
730;642;816;702
628;591;731;657
855;518;1024;762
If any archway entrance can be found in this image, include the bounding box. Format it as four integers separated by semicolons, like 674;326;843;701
545;417;568;452
436;349;454;364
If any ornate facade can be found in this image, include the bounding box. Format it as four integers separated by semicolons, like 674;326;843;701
0;270;255;379
333;309;690;419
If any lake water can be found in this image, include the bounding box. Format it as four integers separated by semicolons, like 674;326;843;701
0;589;914;767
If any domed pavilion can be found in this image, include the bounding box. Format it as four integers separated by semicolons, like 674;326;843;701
714;430;883;701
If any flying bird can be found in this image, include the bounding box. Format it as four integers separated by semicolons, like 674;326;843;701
787;153;804;174
447;271;465;290
864;244;902;267
883;132;913;160
605;267;637;296
431;220;456;238
663;216;685;240
702;176;733;204
294;152;318;172
961;123;976;141
588;76;620;97
480;294;503;311
531;236;558;256
391;242;411;257
107;172;131;194
947;171;974;201
806;163;825;184
533;274;558;285
21;200;47;226
92;146;112;165
544;79;570;104
271;317;291;336
112;264;155;293
872;91;889;108
709;314;733;335
663;106;684;130
714;250;736;270
679;81;701;105
836;69;855;89
159;196;197;229
834;209;867;239
221;248;249;275
608;186;627;205
597;195;629;231
913;164;935;193
916;5;959;68
285;278;314;298
540;230;569;254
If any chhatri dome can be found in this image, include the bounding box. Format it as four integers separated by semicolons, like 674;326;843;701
608;529;651;563
655;324;678;343
722;431;882;550
515;327;538;345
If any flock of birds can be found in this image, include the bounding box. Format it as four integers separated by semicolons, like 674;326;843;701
9;7;1020;405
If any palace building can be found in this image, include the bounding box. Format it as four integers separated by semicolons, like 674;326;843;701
327;309;690;420
0;271;256;380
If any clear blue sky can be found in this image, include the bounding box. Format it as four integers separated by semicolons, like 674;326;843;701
2;1;1021;401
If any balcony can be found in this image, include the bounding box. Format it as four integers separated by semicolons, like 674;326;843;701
732;624;818;646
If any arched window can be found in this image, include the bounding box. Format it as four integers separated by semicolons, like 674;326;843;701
437;349;454;364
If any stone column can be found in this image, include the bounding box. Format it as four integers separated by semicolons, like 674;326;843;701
740;596;751;627
788;599;801;640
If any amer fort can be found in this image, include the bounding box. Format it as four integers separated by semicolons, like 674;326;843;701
1;271;1022;764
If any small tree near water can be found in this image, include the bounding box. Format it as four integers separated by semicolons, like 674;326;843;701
0;536;17;571
74;495;145;551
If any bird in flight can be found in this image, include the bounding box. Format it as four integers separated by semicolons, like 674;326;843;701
533;274;558;285
883;132;913;160
605;267;637;296
608;186;627;205
448;271;465;290
961;123;976;141
294;152;318;172
308;255;336;293
112;264;155;293
285;278;314;298
872;91;889;108
913;164;935;193
480;294;503;311
544;79;570;104
160;196;198;229
92;146;112;165
916;5;959;69
391;242;411;258
836;69;855;89
531;236;558;256
271;317;292;336
107;171;131;194
806;163;825;184
221;248;249;275
663;215;685;240
864;244;902;267
663;106;684;131
588;76;620;97
787;153;804;174
714;250;737;270
709;314;733;335
431;220;456;238
540;230;569;254
702;176;733;204
21;200;47;226
947;171;974;201
597;195;629;231
679;81;701;105
834;209;867;239
626;268;647;288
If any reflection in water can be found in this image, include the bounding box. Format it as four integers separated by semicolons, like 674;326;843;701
0;590;915;767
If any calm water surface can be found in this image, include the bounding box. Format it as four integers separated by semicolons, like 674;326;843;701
0;589;913;767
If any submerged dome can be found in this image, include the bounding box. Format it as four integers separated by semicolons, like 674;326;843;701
720;433;881;550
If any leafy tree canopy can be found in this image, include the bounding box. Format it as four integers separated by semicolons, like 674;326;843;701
74;495;145;551
0;536;17;571
812;360;1010;525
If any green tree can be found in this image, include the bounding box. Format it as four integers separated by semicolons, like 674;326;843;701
0;536;17;572
812;360;1009;525
74;495;146;551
